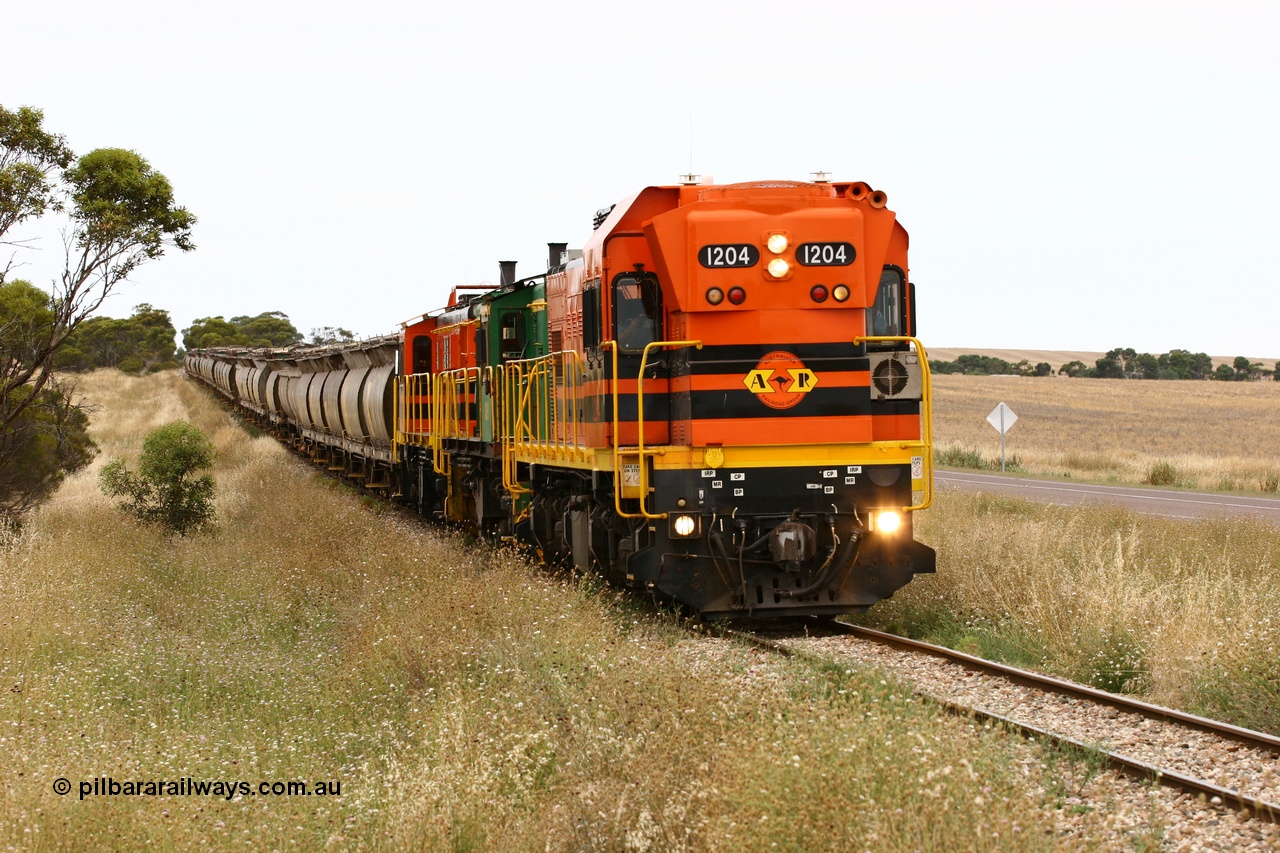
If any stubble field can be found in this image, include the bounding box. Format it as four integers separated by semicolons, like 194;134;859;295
930;373;1280;491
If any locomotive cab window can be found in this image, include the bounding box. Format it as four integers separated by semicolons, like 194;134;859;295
582;283;602;350
868;267;905;338
411;335;432;374
613;272;661;352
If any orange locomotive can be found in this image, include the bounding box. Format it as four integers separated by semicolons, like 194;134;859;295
191;177;936;618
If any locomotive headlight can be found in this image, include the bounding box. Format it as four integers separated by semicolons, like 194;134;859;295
872;510;902;534
832;284;851;302
706;287;725;305
767;258;790;278
766;234;789;254
671;514;699;538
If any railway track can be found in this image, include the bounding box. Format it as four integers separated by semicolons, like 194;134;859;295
717;618;1280;826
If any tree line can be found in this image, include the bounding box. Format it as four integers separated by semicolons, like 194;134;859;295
54;303;183;373
48;309;348;376
180;315;352;350
930;348;1278;381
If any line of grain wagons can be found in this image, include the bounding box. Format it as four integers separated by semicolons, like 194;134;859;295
185;336;400;485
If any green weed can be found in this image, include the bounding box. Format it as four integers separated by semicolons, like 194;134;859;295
935;444;986;469
1144;460;1181;487
1076;628;1152;695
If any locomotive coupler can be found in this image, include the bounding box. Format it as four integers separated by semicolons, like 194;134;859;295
769;520;817;571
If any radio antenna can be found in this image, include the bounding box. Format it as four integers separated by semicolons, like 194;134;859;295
679;111;701;185
689;110;694;175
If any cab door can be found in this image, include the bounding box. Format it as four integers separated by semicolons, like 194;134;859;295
611;271;668;446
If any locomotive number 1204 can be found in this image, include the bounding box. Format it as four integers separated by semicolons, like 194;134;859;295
797;242;855;266
699;244;760;268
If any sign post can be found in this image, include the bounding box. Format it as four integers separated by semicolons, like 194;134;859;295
986;402;1018;472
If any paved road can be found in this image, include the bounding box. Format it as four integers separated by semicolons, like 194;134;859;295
936;470;1280;523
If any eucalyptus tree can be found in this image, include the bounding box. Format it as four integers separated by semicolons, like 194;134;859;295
0;104;196;521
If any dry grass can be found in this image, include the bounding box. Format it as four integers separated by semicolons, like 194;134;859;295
1;370;1137;850
861;490;1280;733
932;374;1280;490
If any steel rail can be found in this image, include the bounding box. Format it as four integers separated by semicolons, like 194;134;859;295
714;622;1280;825
934;697;1280;825
828;621;1280;753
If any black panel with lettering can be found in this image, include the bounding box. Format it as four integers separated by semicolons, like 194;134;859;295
796;242;855;266
698;244;759;268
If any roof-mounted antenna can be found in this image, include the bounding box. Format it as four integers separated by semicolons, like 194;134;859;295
811;171;832;183
680;111;704;186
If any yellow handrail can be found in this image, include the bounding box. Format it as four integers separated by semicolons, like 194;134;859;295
497;351;591;500
854;335;933;512
430;372;448;474
607;338;702;520
394;373;434;450
392;374;401;463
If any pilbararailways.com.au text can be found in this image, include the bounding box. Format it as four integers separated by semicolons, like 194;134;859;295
54;776;341;801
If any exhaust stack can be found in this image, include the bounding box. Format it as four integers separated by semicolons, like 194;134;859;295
499;261;517;286
547;242;568;271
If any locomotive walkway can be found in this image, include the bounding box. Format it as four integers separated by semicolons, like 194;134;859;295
936;470;1280;524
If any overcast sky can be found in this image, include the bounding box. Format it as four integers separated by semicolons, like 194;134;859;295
5;0;1277;357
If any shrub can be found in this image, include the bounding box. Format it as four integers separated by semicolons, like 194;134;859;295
99;421;215;536
0;383;97;519
116;355;145;374
1144;460;1180;487
935;444;985;469
999;453;1026;473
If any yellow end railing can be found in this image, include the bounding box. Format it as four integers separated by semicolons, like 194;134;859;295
498;351;590;501
394;373;433;455
428;366;481;474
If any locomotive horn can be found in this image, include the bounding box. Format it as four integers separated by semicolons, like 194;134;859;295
499;261;517;286
869;190;888;208
846;181;871;200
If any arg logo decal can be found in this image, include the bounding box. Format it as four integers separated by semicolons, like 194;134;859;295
742;351;818;410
